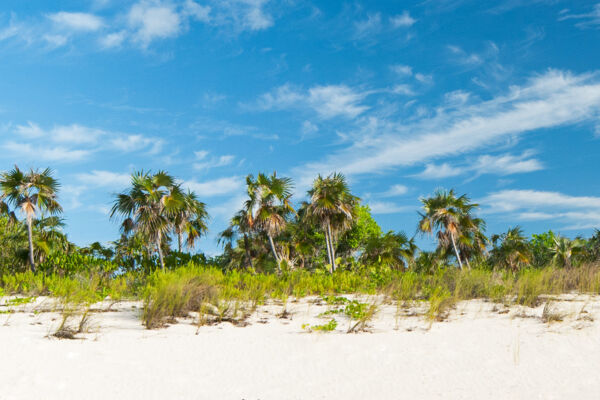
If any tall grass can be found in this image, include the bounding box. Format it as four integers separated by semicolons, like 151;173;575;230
2;262;600;329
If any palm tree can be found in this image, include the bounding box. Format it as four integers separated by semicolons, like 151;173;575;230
360;231;416;269
490;226;531;271
172;190;209;252
0;166;62;271
550;235;585;268
110;170;184;270
219;209;255;269
245;172;295;271
305;173;358;272
418;189;479;270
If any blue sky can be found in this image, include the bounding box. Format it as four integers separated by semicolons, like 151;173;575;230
1;0;600;254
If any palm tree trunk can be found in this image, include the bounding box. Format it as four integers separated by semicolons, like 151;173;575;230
243;234;254;269
450;233;464;270
324;229;333;273
156;234;165;270
465;257;471;269
26;214;35;272
178;233;182;253
268;234;280;271
326;222;337;272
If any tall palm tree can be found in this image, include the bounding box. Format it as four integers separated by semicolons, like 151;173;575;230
0;166;62;271
219;209;255;269
490;226;531;271
418;189;479;270
305;173;358;272
111;170;184;270
172;190;209;252
245;172;295;271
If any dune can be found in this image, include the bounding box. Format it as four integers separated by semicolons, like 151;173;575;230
1;295;599;400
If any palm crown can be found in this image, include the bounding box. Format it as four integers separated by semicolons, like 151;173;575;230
0;166;62;270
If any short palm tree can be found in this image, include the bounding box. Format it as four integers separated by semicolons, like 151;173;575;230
172;190;209;252
305;173;358;272
245;172;295;271
0;166;62;271
550;235;585;268
418;189;479;270
360;231;416;269
111;170;184;270
490;226;531;271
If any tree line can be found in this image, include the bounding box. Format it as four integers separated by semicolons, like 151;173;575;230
1;165;599;275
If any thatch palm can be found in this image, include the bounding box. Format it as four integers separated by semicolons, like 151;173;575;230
172;190;208;252
550;236;585;268
360;231;416;269
0;166;62;271
305;173;358;272
418;189;479;270
245;172;295;271
490;226;531;271
111;170;184;270
219;209;254;269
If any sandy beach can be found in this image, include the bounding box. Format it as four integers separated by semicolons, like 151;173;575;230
1;295;599;400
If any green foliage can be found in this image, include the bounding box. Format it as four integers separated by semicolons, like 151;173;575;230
305;318;338;332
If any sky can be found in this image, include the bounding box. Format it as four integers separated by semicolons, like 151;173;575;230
1;0;600;254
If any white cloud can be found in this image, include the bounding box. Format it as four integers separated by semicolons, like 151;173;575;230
382;184;409;197
558;4;600;29
415;151;544;180
295;70;600;181
48;12;104;31
183;0;211;22
481;189;600;230
184;176;243;196
354;13;382;38
414;72;433;84
3;142;90;162
14;123;104;144
128;1;182;46
368;201;411;214
75;170;131;188
416;163;463;179
308;85;369;119
194;154;235;170
392;84;414;96
255;84;369;119
391;64;413;76
51;124;105;144
15;122;44;138
99;31;127;48
473;152;543;175
390;11;416;28
110;134;164;153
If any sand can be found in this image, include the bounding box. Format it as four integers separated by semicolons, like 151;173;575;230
1;295;599;400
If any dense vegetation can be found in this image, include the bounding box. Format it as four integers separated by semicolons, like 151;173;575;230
1;166;599;329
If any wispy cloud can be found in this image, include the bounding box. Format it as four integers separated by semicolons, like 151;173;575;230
75;170;131;188
414;151;544;179
254;84;370;119
294;70;600;184
389;11;416;28
3;142;91;162
481;189;600;230
184;176;244;196
558;3;600;29
193;151;235;170
47;12;104;31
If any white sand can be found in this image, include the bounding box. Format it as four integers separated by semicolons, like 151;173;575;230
1;295;599;400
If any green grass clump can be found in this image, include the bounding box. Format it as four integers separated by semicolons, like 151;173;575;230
304;318;338;332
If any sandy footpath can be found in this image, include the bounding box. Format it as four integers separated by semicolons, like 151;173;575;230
1;295;599;400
